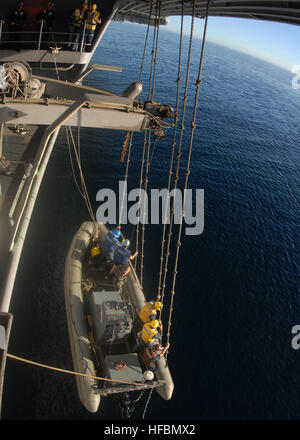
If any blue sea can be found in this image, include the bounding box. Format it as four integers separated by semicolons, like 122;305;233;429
2;21;299;420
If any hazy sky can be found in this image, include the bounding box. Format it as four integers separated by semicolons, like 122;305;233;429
165;16;300;71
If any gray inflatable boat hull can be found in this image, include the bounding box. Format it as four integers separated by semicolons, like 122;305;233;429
64;222;100;413
64;222;174;413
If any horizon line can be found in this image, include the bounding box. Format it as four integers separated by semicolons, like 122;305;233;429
111;20;294;74
159;25;292;73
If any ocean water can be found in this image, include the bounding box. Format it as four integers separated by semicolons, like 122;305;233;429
2;21;299;420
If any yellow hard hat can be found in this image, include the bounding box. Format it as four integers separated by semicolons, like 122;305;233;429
150;320;159;328
92;3;97;10
83;3;88;8
90;246;101;258
154;301;162;310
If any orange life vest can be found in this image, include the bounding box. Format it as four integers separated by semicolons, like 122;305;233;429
86;9;100;30
141;322;158;345
139;302;157;323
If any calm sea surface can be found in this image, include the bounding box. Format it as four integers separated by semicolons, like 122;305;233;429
2;22;299;420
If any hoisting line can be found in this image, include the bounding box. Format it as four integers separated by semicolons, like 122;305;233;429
50;31;61;80
66;125;85;199
139;0;163;282
133;0;154;269
157;1;185;302
142;385;155;420
120;131;130;163
134;0;163;276
164;0;211;362
147;4;157;101
133;131;147;271
139;0;153;83
6;353;141;387
159;0;197;310
119;131;133;225
150;0;161;101
140;128;152;287
66;125;97;229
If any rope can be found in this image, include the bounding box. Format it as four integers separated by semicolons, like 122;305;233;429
66;125;85;199
142;385;155;420
50;31;60;80
133;131;147;271
150;0;161;101
6;353;141;386
133;0;158;266
147;21;156;100
119;131;133;225
164;0;211;361
77;125;81;166
157;2;185;302
148;135;160;170
133;389;146;404
159;0;197;310
70;126;96;225
139;0;153;83
52;50;60;81
66;125;96;228
147;0;160;101
140;128;152;286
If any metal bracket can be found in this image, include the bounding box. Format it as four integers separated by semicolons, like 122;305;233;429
74;64;123;83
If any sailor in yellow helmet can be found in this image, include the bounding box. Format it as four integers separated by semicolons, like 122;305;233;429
84;3;101;49
141;319;162;346
139;300;162;324
69;2;88;50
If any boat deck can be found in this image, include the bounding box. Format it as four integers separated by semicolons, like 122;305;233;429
82;258;153;394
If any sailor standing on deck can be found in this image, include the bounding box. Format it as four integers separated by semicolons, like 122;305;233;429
84;3;101;49
36;2;55;47
9;1;27;50
68;1;88;50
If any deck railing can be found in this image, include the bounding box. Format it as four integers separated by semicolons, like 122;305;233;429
0;20;91;52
